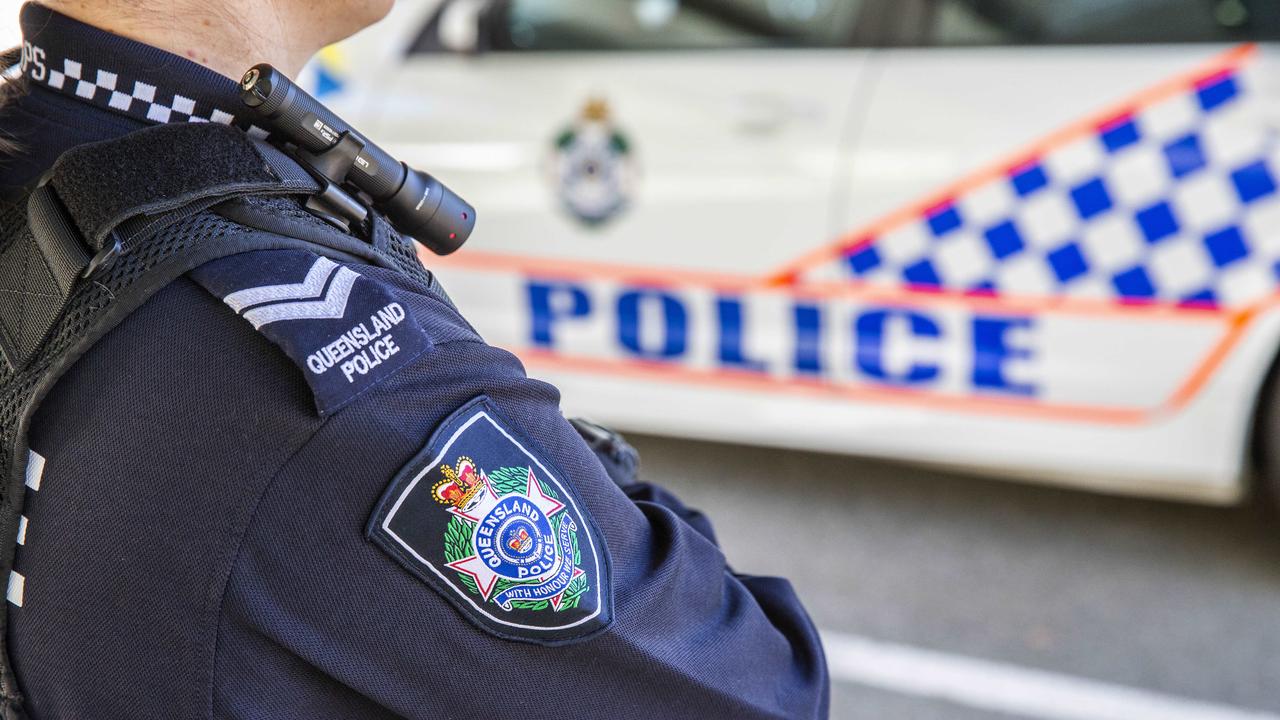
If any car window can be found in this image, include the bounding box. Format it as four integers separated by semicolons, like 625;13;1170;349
489;0;867;51
919;0;1280;45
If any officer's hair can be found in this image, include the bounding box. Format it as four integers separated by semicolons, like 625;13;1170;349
0;47;23;154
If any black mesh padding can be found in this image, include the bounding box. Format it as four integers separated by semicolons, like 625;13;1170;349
378;215;433;278
240;193;329;226
226;194;436;287
367;211;459;309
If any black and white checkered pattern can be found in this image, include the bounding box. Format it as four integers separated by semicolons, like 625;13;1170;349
35;56;267;137
6;449;44;609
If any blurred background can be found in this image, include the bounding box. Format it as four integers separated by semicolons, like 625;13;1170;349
10;1;1280;717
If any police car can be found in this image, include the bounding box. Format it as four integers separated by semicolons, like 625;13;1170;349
323;0;1280;504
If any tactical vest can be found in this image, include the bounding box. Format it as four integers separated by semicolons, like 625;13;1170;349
0;122;442;718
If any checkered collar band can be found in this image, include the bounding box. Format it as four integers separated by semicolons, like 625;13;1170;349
19;3;263;133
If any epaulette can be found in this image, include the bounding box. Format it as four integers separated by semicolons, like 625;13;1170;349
189;248;433;416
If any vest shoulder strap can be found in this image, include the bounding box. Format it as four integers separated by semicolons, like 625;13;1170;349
0;123;320;370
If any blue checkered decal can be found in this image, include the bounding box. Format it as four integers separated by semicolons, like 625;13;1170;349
834;63;1280;308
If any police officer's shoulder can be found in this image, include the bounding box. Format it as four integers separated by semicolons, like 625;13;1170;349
186;243;480;418
190;243;619;646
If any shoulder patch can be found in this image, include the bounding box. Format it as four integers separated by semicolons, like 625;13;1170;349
367;396;613;644
189;250;431;416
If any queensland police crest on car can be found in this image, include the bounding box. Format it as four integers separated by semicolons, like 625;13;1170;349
550;98;636;226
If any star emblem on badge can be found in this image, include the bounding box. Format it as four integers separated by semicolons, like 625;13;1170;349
444;467;567;600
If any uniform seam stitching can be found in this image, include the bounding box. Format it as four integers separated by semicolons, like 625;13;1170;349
427;337;487;350
202;414;334;719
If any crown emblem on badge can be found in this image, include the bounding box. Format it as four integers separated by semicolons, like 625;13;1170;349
432;457;485;509
507;528;533;553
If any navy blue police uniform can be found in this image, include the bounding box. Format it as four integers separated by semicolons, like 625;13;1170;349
0;4;828;719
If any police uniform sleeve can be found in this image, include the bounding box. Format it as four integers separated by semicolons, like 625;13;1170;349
569;417;720;545
195;252;829;719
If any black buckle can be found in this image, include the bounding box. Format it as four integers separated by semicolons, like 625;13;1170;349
294;132;370;232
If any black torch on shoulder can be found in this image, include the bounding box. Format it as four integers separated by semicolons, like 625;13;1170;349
239;63;475;256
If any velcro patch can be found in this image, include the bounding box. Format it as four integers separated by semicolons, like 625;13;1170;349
368;396;613;644
190;250;430;416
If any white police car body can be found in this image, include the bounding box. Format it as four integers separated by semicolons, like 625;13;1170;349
332;0;1280;503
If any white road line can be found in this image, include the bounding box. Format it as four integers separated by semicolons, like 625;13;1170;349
822;630;1280;720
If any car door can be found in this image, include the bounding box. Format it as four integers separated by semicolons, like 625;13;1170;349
372;0;876;276
813;0;1280;417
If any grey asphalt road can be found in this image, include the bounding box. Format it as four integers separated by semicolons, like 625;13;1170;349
625;433;1280;720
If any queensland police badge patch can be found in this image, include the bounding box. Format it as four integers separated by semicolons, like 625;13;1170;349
368;396;613;644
